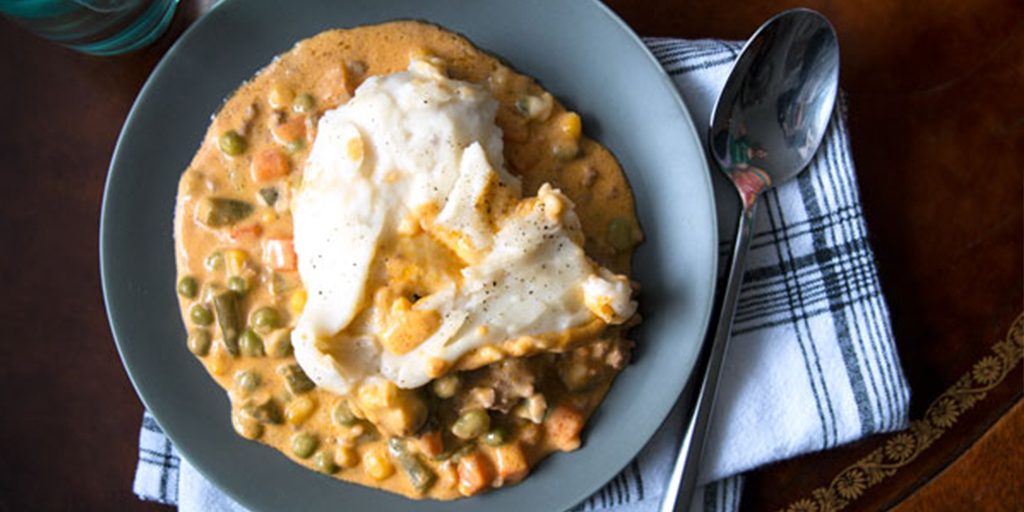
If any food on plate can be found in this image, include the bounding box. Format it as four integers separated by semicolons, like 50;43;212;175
173;21;642;500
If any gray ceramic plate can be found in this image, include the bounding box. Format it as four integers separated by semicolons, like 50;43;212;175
101;0;717;510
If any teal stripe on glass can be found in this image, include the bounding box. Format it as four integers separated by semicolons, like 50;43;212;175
0;0;177;55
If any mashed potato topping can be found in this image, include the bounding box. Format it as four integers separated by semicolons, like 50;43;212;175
292;58;636;395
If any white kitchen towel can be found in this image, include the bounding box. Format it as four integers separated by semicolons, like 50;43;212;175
134;38;911;512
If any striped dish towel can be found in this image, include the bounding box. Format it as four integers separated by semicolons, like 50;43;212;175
134;38;911;512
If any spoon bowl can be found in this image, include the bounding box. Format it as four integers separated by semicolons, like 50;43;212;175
710;9;839;187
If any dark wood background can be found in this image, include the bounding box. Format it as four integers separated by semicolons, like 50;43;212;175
0;1;1020;510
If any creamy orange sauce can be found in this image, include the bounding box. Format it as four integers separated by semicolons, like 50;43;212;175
173;21;642;500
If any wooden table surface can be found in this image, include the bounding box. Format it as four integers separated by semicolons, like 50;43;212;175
0;1;1020;510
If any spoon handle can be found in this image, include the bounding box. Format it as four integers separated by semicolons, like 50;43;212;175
660;198;758;512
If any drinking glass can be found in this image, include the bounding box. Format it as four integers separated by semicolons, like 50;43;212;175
0;0;178;55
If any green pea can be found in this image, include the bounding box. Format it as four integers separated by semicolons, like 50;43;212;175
286;139;305;154
227;276;248;295
239;328;265;357
190;304;213;326
431;374;461;399
451;409;490;440
514;97;531;116
332;401;358;427
219;130;247;156
313;451;338;474
251;307;281;333
205;251;225;271
267;329;293;358
234;370;261;392
292;93;315;113
258;187;279;206
187;329;211;356
268;272;288;295
291;433;318;459
482;426;509;447
177;276;198;299
607;216;635;252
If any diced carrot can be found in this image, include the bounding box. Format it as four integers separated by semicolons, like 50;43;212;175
250;148;290;183
456;451;494;497
263;237;297;271
229;223;262;242
272;115;307;144
437;460;458;490
492;442;529;486
544;403;585;452
414;430;444;458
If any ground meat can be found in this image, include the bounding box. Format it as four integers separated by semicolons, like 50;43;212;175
556;338;633;392
458;357;545;413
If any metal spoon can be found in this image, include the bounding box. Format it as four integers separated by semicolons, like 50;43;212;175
660;9;839;511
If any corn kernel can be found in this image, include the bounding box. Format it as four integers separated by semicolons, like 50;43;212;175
363;446;394;480
289;289;308;315
268;83;296;110
224;249;247;276
437;460;458;490
285;395;317;425
346;136;364;161
335;445;359;469
521;93;553;121
260;210;277;223
208;348;230;376
559;112;582;140
357;379;395;410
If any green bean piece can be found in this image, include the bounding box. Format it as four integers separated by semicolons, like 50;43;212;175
482;426;509;447
251;307;281;333
213;291;241;356
218;130;247;156
451;409;490;440
189;304;213;326
205;251;225;271
196;197;254;227
292;93;315;113
607;216;635;252
187;329;212;356
313;451;338;474
241;399;282;424
234;370;261;392
332;401;358;426
227;276;248;295
258;187;279;206
431;374;461;399
239;328;265;357
290;433;318;459
177;276;198;299
279;364;315;395
388;438;436;493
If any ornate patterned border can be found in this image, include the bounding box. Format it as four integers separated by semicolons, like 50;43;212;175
780;313;1024;512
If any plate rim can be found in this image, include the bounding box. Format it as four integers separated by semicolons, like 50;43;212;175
100;0;719;509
